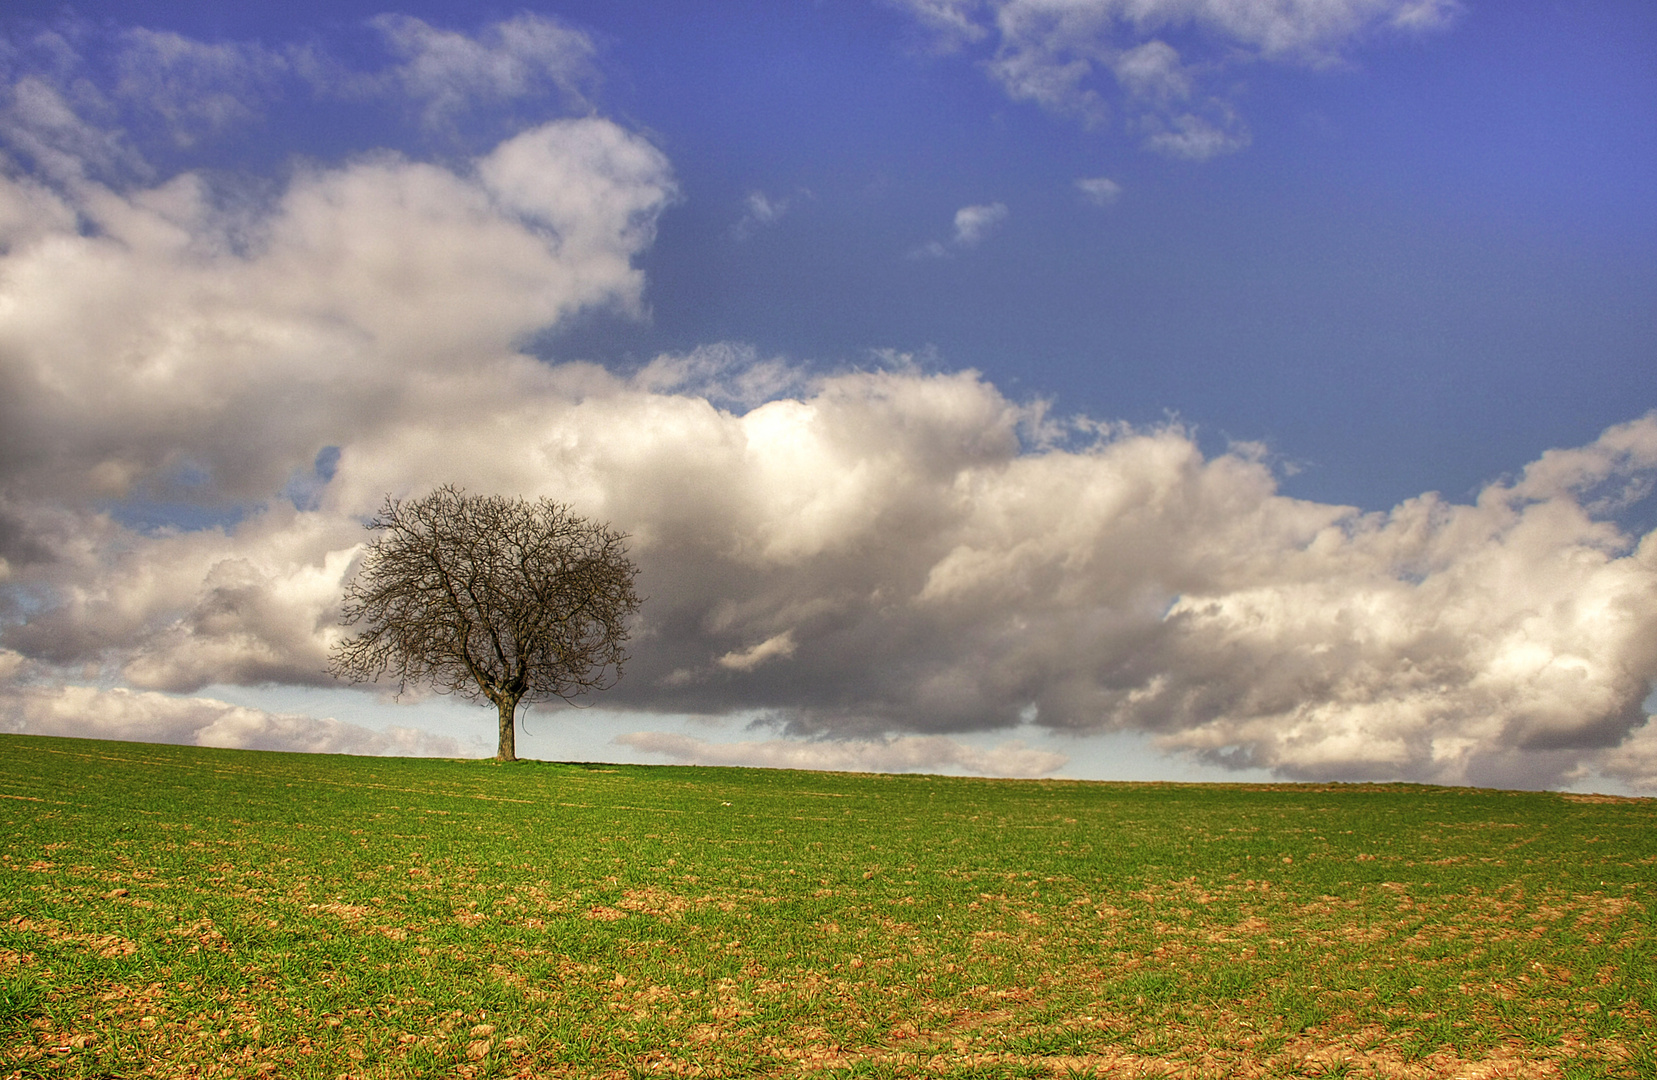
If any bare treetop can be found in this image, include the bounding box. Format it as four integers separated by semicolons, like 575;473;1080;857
329;485;642;761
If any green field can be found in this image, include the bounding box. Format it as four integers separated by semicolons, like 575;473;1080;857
1;734;1653;1079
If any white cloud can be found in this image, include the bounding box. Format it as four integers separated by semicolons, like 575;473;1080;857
1143;106;1251;160
890;0;1460;156
616;731;1067;778
891;0;991;53
953;201;1008;245
2;508;360;691
1390;0;1461;31
0;115;674;508
0;683;468;757
718;631;798;672
631;342;808;410
1595;718;1657;793
732;190;799;239
912;202;1009;257
370;13;599;128
1112;40;1191;104
0;14;601;161
988;48;1105;122
1075;176;1122;205
0;75;143;183
112;28;291;145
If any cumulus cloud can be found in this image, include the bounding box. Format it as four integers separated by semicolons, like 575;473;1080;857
1112;40;1192;104
890;0;1458;156
9;315;1656;788
1;683;468;757
0;114;674;508
1596;719;1657;793
953;202;1008;245
1075;176;1122;205
616;731;1067;778
912;202;1009;257
1;509;358;691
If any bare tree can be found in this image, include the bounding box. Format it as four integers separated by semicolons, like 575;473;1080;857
329;486;642;762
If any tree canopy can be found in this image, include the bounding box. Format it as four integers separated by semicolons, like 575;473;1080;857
328;486;642;761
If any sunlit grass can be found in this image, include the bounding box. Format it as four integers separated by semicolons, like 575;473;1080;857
2;733;1653;1077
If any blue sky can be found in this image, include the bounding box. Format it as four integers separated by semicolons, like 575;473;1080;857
1;0;1655;791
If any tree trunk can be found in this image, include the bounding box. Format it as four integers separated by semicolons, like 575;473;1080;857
496;695;518;762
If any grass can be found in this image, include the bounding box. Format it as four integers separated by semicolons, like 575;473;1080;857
1;733;1653;1078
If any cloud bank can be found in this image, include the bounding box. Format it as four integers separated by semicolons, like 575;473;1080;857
616;731;1067;779
1;678;467;757
892;0;1460;157
2;12;1655;791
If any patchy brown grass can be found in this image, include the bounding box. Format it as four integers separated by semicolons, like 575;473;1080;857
1;737;1653;1078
